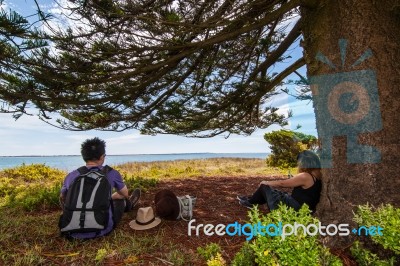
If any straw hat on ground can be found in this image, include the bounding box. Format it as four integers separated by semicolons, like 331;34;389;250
129;207;161;230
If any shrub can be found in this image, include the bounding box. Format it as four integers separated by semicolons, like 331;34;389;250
1;163;65;182
0;164;65;210
351;204;400;265
123;175;158;192
112;166;158;191
248;204;342;265
231;242;255;266
0;177;13;197
353;204;400;255
8;183;62;211
207;253;226;266
350;241;396;266
197;243;222;261
264;130;317;168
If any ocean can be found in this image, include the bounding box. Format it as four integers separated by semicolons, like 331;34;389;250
0;153;268;171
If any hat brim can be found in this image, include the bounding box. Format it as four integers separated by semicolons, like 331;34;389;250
129;217;161;230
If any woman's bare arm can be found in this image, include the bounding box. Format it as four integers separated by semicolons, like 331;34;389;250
260;173;311;188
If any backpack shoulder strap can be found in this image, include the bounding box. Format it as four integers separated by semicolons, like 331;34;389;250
77;166;89;175
77;165;112;176
102;165;112;173
101;165;113;177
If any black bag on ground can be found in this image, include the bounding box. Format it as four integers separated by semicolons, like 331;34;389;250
59;166;112;236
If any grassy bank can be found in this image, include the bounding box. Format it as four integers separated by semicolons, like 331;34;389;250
3;159;392;265
0;158;290;210
116;157;290;179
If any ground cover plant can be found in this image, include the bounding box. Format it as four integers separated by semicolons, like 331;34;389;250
249;204;342;265
0;158;398;265
350;204;400;265
0;158;283;265
0;164;65;210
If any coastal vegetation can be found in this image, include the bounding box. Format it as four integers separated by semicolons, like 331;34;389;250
264;129;318;168
1;0;399;256
0;158;281;264
0;159;399;265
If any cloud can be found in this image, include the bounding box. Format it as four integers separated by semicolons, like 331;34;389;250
0;113;61;134
63;134;141;145
65;134;95;141
43;0;90;35
105;134;141;144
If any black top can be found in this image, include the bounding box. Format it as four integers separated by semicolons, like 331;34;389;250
291;173;322;212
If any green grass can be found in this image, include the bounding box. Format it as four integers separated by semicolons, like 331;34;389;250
116;157;290;180
0;206;195;265
0;158;286;265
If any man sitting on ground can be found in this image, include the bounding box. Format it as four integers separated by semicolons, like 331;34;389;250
59;137;140;239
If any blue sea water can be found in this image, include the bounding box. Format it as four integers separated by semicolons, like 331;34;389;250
0;153;268;172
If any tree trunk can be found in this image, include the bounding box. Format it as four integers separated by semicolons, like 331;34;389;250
301;0;400;247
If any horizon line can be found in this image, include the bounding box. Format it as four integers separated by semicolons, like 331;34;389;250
0;152;269;157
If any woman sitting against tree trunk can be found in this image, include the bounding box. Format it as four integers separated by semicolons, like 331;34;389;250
237;150;322;213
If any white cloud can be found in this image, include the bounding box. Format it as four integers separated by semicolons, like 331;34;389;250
43;0;92;35
105;134;141;144
0;107;316;156
0;113;59;133
65;134;95;141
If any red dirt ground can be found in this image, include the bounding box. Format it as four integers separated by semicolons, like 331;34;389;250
109;175;357;265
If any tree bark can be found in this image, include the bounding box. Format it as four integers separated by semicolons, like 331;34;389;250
301;0;400;247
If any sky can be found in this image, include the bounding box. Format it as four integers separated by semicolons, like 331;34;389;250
0;0;317;156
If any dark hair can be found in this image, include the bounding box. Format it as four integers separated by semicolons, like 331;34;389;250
81;137;106;162
297;150;321;173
